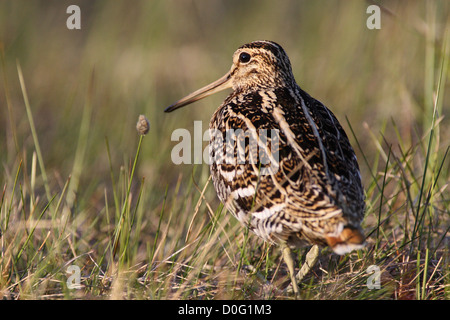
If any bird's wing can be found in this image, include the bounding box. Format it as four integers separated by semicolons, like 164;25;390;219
209;88;364;238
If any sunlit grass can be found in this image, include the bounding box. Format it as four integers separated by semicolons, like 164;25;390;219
0;0;448;300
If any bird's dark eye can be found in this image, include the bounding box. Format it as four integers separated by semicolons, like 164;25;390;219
239;52;251;63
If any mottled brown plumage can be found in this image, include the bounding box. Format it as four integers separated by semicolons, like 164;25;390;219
165;40;366;294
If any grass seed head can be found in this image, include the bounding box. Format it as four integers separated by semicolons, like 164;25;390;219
136;114;150;135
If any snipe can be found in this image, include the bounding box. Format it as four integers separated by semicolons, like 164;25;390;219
165;40;366;295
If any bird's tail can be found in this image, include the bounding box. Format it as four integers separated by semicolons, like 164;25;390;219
325;226;366;255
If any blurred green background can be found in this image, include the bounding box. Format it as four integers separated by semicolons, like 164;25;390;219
0;0;448;299
1;0;448;189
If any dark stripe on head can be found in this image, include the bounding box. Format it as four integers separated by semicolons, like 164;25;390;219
239;40;285;58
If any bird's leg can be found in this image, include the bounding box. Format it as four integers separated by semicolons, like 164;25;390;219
285;244;319;294
296;244;319;283
281;243;299;296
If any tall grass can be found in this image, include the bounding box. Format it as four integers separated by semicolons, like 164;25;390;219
0;1;449;299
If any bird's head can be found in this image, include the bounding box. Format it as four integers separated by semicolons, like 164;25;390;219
165;40;296;113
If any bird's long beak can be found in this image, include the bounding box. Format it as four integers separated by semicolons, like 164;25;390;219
164;72;232;112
